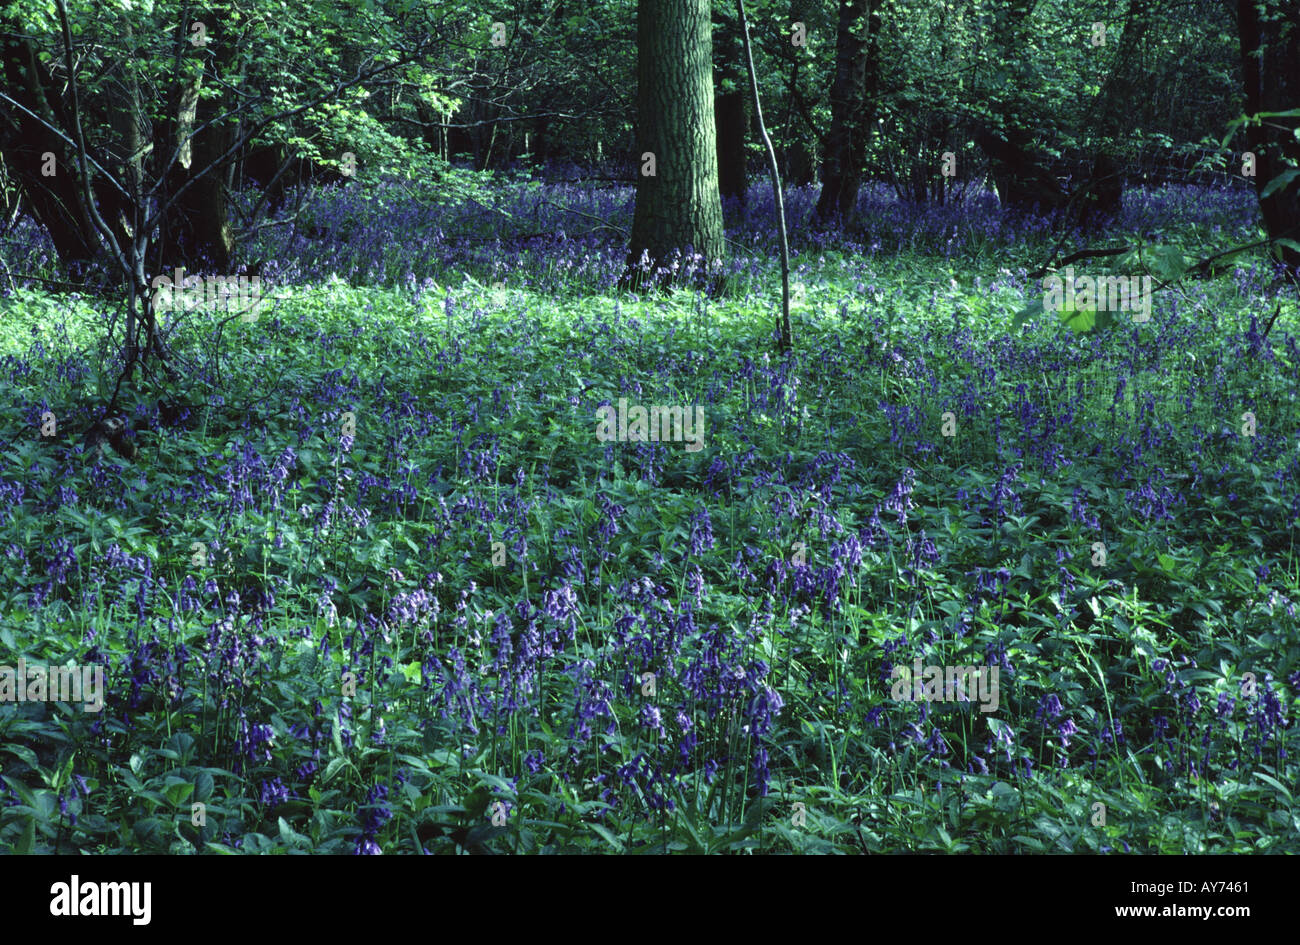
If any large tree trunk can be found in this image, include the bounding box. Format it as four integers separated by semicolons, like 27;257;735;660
814;0;879;223
623;0;725;289
1238;0;1300;273
173;115;235;272
0;29;101;265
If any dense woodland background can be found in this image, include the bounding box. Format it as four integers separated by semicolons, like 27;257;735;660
0;0;1297;855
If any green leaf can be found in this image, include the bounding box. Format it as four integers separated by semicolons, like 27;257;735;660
585;822;625;852
5;746;40;768
1254;772;1293;803
1149;245;1190;282
461;785;491;820
1059;298;1097;333
132;817;164;848
2;776;38;808
1260;168;1300;199
1011;298;1043;331
278;816;309;847
15;815;36;854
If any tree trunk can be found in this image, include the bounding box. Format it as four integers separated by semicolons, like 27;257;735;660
714;11;747;210
975;0;1070;215
0;29;101;264
736;0;792;351
158;8;235;272
534;115;551;167
623;0;725;290
976;124;1069;213
1083;0;1158;222
814;0;879;223
1238;0;1300;272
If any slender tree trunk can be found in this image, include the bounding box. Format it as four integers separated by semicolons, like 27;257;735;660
736;0;791;352
159;5;234;272
623;0;724;290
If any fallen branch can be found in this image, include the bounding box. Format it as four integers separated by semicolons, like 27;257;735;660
1028;245;1131;279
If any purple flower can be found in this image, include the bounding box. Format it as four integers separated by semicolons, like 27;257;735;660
883;468;916;526
355;783;392;855
688;506;715;555
640;703;666;737
259;778;290;808
1036;694;1064;723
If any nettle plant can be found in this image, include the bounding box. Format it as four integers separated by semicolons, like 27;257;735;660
1016;237;1293;334
1014;157;1300;336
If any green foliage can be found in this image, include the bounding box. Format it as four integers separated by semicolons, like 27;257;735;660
1;186;1297;852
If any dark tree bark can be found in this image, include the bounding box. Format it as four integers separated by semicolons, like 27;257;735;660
0;19;143;271
715;92;747;206
1079;152;1124;229
786;141;816;187
975;0;1072;215
623;0;725;289
1238;0;1300;272
814;0;879;223
533;114;551;166
158;7;235;272
976;124;1069;213
0;29;102;264
240;143;292;208
1082;0;1162;222
714;11;748;210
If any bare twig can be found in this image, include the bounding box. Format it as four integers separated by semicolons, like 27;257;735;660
737;0;792;353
